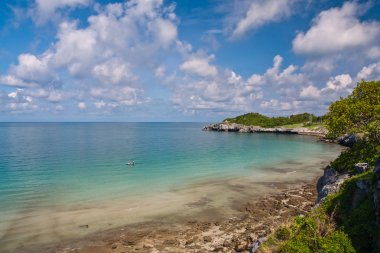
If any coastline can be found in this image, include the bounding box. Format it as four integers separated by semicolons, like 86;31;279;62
50;179;319;253
16;156;342;253
202;123;327;137
0;131;345;253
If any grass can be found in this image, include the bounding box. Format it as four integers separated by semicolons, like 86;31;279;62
280;122;325;130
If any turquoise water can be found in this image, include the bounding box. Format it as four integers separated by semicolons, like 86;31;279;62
0;123;343;251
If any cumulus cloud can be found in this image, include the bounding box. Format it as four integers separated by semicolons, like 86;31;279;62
92;58;136;85
300;85;321;99
293;2;380;55
2;88;38;113
260;99;300;111
231;0;294;39
31;0;90;25
357;61;380;80
78;102;86;110
1;0;178;113
246;55;309;90
180;53;218;78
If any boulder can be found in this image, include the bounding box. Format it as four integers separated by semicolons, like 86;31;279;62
337;134;357;147
374;156;380;179
317;167;338;193
317;167;349;203
354;163;369;174
352;179;372;209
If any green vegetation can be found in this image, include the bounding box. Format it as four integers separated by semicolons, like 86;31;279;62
325;80;380;141
322;172;380;252
260;209;355;253
327;80;380;174
259;80;380;253
224;112;322;128
330;140;380;173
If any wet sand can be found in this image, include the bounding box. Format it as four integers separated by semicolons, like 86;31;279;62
49;180;318;253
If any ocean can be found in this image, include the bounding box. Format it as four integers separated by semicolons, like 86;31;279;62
0;122;343;251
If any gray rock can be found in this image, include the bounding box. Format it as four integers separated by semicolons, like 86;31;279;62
337;134;357;147
352;180;372;209
317;168;349;203
355;163;369;174
317;167;338;193
374;156;380;179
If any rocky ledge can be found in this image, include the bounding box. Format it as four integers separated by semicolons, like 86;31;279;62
316;157;380;224
203;123;327;137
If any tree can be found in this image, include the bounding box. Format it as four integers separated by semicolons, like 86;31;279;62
325;80;380;141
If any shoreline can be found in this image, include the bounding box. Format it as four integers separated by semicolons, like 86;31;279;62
1;135;344;253
16;161;335;253
49;178;319;253
202;123;327;137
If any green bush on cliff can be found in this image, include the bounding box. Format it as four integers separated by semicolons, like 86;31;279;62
224;112;320;128
325;80;380;141
322;172;380;252
260;209;355;253
330;140;380;173
279;211;355;253
326;80;380;172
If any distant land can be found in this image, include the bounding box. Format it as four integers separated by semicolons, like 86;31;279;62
223;112;323;128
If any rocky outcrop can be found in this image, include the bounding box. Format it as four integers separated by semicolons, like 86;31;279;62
337;134;358;147
354;163;369;174
203;123;327;137
316;160;380;215
316;167;350;203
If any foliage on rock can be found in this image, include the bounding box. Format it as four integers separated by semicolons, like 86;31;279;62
322;172;380;252
330;140;380;173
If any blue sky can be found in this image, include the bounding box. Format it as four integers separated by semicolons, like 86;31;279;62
0;0;379;122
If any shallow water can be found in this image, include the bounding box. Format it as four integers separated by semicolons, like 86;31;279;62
0;123;343;251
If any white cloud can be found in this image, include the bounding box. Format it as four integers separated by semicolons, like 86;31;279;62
9;53;58;86
231;0;294;39
300;85;321;99
78;102;86;110
151;18;178;47
1;0;178;113
260;99;299;111
3;88;37;112
357;61;380;80
246;55;308;89
322;74;353;92
154;65;166;78
92;58;136;85
31;0;90;25
90;86;144;106
293;2;380;55
180;53;218;78
0;75;36;88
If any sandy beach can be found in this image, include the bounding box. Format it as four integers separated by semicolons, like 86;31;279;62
10;160;330;253
48;179;318;253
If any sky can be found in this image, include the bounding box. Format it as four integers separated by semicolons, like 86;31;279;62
0;0;379;122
